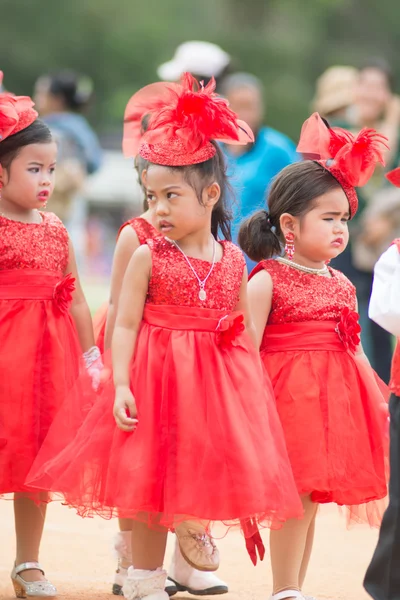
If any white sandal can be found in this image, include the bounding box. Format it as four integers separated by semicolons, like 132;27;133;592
11;562;57;598
270;591;305;600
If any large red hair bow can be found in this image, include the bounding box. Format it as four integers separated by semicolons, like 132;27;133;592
0;86;37;143
297;112;389;216
123;73;254;166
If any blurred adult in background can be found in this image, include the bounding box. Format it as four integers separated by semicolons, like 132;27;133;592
313;65;358;122
319;59;400;382
34;70;102;264
157;41;231;90
221;72;299;270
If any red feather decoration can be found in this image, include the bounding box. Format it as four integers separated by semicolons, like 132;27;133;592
297;112;388;188
144;73;253;152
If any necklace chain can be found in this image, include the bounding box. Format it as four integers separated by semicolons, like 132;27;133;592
277;256;329;276
169;237;217;301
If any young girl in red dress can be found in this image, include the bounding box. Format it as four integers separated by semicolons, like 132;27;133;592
28;74;303;600
239;113;389;600
102;107;228;597
0;89;99;597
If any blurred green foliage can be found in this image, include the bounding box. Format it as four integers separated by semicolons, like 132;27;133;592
2;0;400;140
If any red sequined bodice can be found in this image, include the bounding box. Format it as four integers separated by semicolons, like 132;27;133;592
0;212;69;273
147;237;245;310
119;217;158;245
254;258;356;322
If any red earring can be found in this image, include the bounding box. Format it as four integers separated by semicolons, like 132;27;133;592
284;232;295;260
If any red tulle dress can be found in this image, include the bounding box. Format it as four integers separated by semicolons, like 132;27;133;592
250;260;389;526
0;212;82;498
93;217;158;351
28;238;303;532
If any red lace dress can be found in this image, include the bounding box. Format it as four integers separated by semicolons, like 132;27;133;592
28;238;302;532
94;217;158;351
250;260;388;526
0;212;81;498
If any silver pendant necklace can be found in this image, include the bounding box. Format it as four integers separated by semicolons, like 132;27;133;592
169;236;216;301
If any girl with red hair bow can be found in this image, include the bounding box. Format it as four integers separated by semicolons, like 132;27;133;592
0;84;99;598
27;73;303;600
239;112;390;600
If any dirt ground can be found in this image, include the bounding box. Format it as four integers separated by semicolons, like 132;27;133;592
0;501;379;600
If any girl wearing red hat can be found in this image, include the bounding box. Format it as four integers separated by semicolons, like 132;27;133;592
0;86;99;597
239;113;390;600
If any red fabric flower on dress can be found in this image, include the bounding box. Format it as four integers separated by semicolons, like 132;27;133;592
53;273;76;314
216;313;245;349
335;307;361;353
296;112;388;217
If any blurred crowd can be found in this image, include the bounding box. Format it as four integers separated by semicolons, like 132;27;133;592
2;42;400;381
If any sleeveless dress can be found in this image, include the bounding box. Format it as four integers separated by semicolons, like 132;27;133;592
0;212;82;498
28;238;302;533
94;217;158;351
250;260;388;526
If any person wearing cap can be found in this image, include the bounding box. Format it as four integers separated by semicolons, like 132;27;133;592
157;41;231;90
220;73;299;271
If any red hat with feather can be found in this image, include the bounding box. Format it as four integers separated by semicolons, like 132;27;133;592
123;72;254;165
0;74;38;143
296;112;389;217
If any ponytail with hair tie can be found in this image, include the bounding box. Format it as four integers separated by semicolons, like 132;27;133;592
238;209;281;263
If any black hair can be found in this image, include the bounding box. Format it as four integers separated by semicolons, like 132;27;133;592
147;142;232;240
238;161;341;262
359;58;395;91
0;119;53;170
45;70;93;112
134;154;149;211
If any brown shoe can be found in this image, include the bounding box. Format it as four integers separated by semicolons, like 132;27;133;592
175;522;220;572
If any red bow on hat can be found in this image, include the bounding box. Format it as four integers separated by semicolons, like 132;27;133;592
0;84;37;143
386;166;400;187
297;112;389;217
123;72;254;166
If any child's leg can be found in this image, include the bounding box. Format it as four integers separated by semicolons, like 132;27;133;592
131;520;168;570
299;512;316;589
269;496;318;599
122;518;169;600
14;493;48;582
118;518;133;568
364;394;400;600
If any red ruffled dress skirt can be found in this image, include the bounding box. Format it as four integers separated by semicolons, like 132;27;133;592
0;269;81;498
28;304;303;531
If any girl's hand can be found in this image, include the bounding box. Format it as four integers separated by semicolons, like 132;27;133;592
113;385;138;432
83;345;104;391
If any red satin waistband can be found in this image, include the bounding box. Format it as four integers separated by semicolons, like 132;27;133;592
0;270;63;299
143;304;243;332
262;321;345;352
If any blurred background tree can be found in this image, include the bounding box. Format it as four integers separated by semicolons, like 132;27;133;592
2;0;400;141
